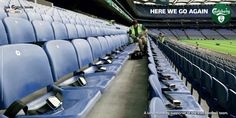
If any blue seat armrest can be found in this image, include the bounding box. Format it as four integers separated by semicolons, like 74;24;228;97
47;85;63;94
61;87;100;100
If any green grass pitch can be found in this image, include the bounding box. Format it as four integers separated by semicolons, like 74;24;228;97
180;40;236;57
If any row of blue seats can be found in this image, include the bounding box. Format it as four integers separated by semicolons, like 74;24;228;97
168;43;236;75
146;39;206;118
157;41;236;117
0;0;124;30
0;1;135;118
150;29;236;69
0;8;106;27
0;33;136;117
0;17;126;45
167;43;236;92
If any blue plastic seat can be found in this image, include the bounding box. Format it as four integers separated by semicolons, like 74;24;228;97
52;22;69;40
32;20;55;42
69;18;76;24
148;63;181;82
26;12;42;21
105;36;130;58
44;40;113;93
204;61;210;74
65;24;78;39
0;44;101;118
3;17;36;43
191;64;201;94
211;77;228;111
0;12;7;20
87;37;122;74
148;71;190;96
72;39;116;92
227;89;236;117
90;26;97;37
76;24;86;38
83;25;92;37
199;70;212;101
52;15;62;22
209;63;216;76
0;21;8;45
197;70;213;106
149;97;208;118
62;18;70;24
227;72;236;91
8;11;28;20
41;14;53;22
149;97;168;118
148;75;204;113
215;66;225;84
97;36;127;64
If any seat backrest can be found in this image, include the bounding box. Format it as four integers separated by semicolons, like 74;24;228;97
52;15;62;22
111;35;119;49
52;22;69;40
65;24;78;39
62;18;70;24
224;66;231;74
193;64;201;83
3;17;36;43
90;26;97;37
227;72;236;91
228;89;236;115
87;37;103;60
0;21;8;45
216;66;225;84
69;18;76;24
212;77;228;109
76;24;86;38
97;36;110;55
200;70;212;93
44;40;79;81
8;12;28;20
96;27;104;36
72;39;93;68
26;12;42;21
203;61;210;72
149;97;168;118
0;44;54;109
148;64;157;76
105;36;115;51
148;75;164;101
83;25;92;37
32;20;55;42
0;12;7;20
41;14;53;22
209;63;216;76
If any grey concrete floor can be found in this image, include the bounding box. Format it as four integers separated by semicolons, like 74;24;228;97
87;58;148;118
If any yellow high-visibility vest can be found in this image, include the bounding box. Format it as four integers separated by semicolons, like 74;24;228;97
130;24;143;36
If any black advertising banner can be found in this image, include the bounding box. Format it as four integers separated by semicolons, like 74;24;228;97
135;4;236;19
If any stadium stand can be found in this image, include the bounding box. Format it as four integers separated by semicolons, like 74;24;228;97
0;0;137;117
147;38;207;118
149;35;236;117
170;29;189;40
0;0;236;118
216;29;236;40
184;29;206;40
200;29;226;40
